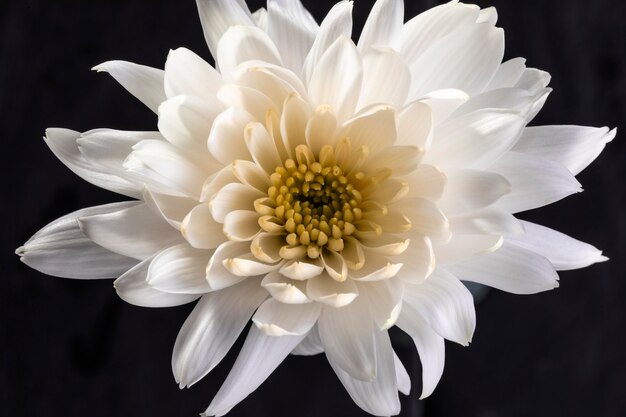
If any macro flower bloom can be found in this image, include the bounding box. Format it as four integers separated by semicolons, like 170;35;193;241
17;0;614;415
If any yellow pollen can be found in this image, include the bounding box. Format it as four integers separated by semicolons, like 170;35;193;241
259;149;365;259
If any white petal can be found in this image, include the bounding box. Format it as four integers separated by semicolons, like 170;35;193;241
302;0;353;84
305;104;338;156
343;104;397;153
164;47;223;101
114;257;199;307
491;152;582;213
404;164;447;201
402;2;479;65
319;298;377;381
446;242;559;294
196;0;254;62
350;253;404;282
364;145;422;177
222;210;261;242
44;128;141;198
403;268;475;346
92;61;165;113
360;279;404;330
244;122;282;174
507;221;607;270
253;298;321;336
407;23;504;100
394;235;435;283
217;25;282;77
157;95;222;154
306;273;358;308
209;183;264;223
513;125;615;176
308;36;362;122
396;310;445;399
217;84;277;123
126;140;213;199
434;234;503;265
142;187;198;230
251;232;283;263
322;249;348;282
439;169;511;215
450;209;524;235
358;0;404;52
261;270;311;304
232;160;272;193
418;89;469;126
291;325;324;355
267;1;317;74
487;57;526;90
181;203;226;249
327;327;400;415
357;46;411;109
394;352;411;396
452;87;548;121
147;243;212;294
223;253;279;277
401;198;450;243
173;278;267;388
208;107;255;165
252;7;268;30
427;110;525;169
78;203;182;260
396;100;433;148
17;203;139;279
203;326;305;417
280;93;312;155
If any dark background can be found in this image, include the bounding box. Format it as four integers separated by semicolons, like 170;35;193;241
2;0;624;416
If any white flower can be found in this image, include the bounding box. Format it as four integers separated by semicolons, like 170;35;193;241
17;0;613;415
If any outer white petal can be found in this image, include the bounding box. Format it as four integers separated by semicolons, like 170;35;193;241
360;280;404;330
252;298;321;336
196;0;254;62
449;208;524;236
427;110;525;169
439;169;511;215
357;0;404;52
513;126;616;176
507;221;607;270
401;2;480;65
78;203;183;260
17;203;139;279
309;36;362;122
142;187;198;230
203;326;305;417
407;23;504;100
396;100;433;148
164;48;222;101
394;235;435;283
92;61;166;113
318;298;377;381
267;1;317;74
306;273;359;307
209;183;264;223
291;325;324;355
403;268;476;346
217;25;282;77
302;0;353;84
327;328;400;416
45;128;141;198
394;352;411;396
435;234;503;265
487;57;526;90
418;89;469;126
147;243;212;294
173;278;268;388
208;107;255;165
181;203;226;249
446;242;560;294
252;7;268;31
491;152;582;213
279;259;324;280
206;241;251;290
396;310;445;399
114;257;199;307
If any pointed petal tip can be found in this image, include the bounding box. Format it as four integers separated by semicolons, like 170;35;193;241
15;246;25;257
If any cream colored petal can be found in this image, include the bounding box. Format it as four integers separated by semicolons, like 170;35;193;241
280;93;312;156
208;107;255;165
394;234;435;284
343;104;397;154
217;84;277;122
322;249;348;282
359;279;404;330
231;160;271;192
222;210;261;242
200;165;239;203
280;258;324;280
206;241;250;290
358;235;410;256
244;122;283;174
251;233;284;263
223;253;281;277
350;252;403;282
253;298;321;336
364;145;422;177
209;182;264;223
396;101;433;148
343;236;365;270
435;234;503;265
365;179;409;205
404;164;447;202
400;198;451;243
306;105;338;156
143;187;198;230
262;270;311;304
232;62;306;110
306;272;359;308
181;203;226;249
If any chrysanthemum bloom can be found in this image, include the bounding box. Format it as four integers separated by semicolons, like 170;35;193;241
17;0;613;415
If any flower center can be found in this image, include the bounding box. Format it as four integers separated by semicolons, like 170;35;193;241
263;145;364;259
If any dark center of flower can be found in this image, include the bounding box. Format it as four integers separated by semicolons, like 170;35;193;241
263;147;364;259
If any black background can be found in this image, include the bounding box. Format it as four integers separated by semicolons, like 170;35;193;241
2;0;625;416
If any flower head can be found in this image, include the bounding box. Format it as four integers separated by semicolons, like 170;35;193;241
17;0;613;415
